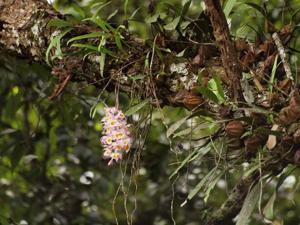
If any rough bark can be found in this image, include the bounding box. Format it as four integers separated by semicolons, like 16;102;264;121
0;0;298;224
0;0;200;105
205;158;289;225
204;0;242;101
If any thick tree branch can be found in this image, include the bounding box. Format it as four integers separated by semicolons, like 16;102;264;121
205;157;289;225
204;0;242;101
0;0;206;107
0;1;298;224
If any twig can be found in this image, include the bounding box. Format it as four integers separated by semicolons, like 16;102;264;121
272;32;293;81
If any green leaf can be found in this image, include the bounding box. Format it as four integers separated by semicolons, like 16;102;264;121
67;32;105;45
242;163;261;178
276;166;297;191
114;32;123;51
124;0;129;16
170;144;211;179
236;183;260;225
224;0;238;18
47;19;71;28
129;7;141;20
204;172;224;202
207;76;225;103
245;2;267;18
125;99;149;116
180;21;191;30
170;149;198;179
71;43;98;51
180;0;192;19
45;28;72;65
196;87;219;103
163;3;177;13
129;75;145;81
188;168;217;200
23;154;38;164
85;17;114;32
69;3;86;19
173;127;192;138
9;143;25;170
164;16;180;31
71;43;115;57
145;14;160;24
191;122;220;140
107;9;119;20
291;8;300;23
92;1;112;15
98;36;106;77
263;192;276;220
166;115;189;138
0;216;9;225
89;104;97;119
269;54;279;93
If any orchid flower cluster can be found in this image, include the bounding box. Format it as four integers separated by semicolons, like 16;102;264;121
100;107;131;166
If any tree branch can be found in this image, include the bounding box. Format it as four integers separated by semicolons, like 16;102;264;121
0;1;298;224
204;0;242;101
0;0;206;107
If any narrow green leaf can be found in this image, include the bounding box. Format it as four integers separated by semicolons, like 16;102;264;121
67;32;105;45
245;3;267;17
170;149;198;179
269;54;279;93
188;168;216;200
99;53;106;78
166;116;189;138
124;0;129;16
85;17;114;32
69;3;86;19
291;8;300;22
204;172;224;202
276;166;297;191
71;43;115;57
129;75;145;81
145;14;160;24
180;0;192;19
98;47;115;56
125;99;149;116
129;7;141;20
107;9;119;20
236;183;260;225
164;16;180;31
92;1;112;15
144;51;150;69
45;28;72;65
71;43;98;51
47;19;71;28
224;0;238;18
196;87;219;103
170;144;211;179
263;192;276;220
173;127;192;138
98;36;106;77
114;32;123;51
208;76;225;103
10;143;25;170
0;216;9;225
163;3;177;13
242;163;261;178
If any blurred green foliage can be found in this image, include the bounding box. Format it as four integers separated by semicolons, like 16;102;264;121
1;0;300;224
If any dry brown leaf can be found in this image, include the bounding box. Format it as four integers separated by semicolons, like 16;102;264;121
266;124;279;150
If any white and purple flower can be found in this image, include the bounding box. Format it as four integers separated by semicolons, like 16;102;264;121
100;107;132;165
